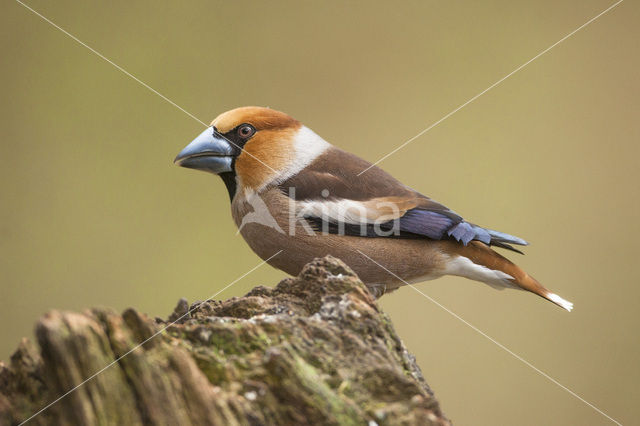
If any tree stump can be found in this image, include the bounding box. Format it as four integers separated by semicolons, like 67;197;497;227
0;256;449;425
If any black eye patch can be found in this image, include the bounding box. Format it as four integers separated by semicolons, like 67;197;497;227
216;127;245;155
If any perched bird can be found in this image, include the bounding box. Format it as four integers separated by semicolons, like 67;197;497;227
175;106;573;311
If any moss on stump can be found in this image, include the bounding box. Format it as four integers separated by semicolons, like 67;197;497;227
0;256;449;425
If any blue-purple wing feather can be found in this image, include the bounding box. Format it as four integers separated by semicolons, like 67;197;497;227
397;210;454;239
396;208;527;252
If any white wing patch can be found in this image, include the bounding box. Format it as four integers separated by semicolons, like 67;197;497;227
298;199;378;224
296;197;407;225
444;255;517;290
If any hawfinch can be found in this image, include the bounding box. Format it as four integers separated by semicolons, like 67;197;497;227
175;107;573;311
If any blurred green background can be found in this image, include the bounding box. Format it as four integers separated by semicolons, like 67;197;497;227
1;1;638;424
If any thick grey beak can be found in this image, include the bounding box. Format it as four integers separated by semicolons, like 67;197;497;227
174;127;235;174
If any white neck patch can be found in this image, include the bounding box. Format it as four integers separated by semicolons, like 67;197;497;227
271;125;330;186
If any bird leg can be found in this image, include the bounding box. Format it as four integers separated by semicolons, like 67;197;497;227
366;283;387;299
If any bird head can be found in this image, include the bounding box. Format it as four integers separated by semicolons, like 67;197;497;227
175;106;329;198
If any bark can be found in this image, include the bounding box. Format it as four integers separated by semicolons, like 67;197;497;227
0;256;449;425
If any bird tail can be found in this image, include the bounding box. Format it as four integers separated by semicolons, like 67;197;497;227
446;241;573;312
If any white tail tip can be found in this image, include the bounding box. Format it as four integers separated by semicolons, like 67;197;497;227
547;293;574;312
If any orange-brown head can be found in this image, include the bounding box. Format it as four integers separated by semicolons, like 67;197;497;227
175;107;330;198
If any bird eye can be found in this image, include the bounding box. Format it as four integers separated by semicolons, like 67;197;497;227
237;124;255;139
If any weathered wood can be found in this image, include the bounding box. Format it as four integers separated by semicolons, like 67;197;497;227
0;256;449;425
